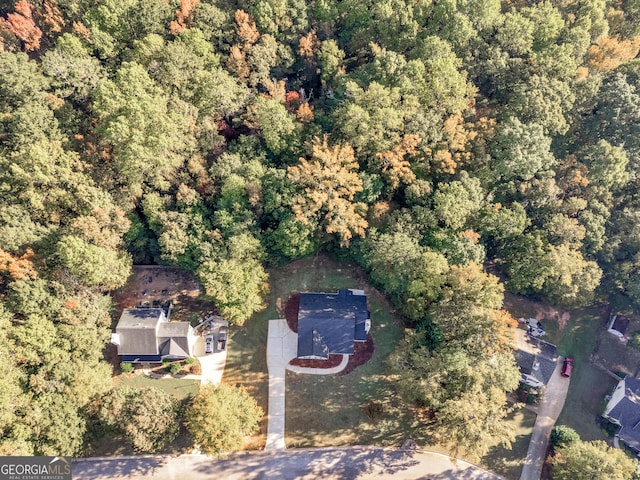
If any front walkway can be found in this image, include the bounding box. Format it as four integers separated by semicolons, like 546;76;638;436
519;358;570;480
265;319;349;450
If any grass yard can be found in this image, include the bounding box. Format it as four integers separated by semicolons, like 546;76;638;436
554;306;617;441
482;408;537;480
222;304;271;449
115;372;200;401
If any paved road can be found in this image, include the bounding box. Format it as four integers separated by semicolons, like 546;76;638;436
73;447;507;480
519;358;570;480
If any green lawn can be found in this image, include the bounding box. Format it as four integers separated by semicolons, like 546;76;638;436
553;307;617;441
285;286;415;448
482;408;538;480
116;373;200;401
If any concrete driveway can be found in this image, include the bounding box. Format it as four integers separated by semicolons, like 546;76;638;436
193;336;227;385
519;358;570;480
265;319;298;450
73;447;508;480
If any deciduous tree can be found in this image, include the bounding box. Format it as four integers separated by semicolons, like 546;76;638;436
186;384;263;455
288;136;368;245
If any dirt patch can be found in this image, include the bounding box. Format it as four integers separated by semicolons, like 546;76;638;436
110;266;216;325
285;293;300;333
338;334;375;376
504;292;571;331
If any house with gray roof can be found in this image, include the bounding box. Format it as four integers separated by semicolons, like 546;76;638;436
603;376;640;454
112;308;196;362
297;289;370;359
513;330;558;389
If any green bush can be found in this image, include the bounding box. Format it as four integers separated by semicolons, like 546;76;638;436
630;332;640;351
120;362;134;373
185;357;196;365
166;363;181;375
550;425;581;450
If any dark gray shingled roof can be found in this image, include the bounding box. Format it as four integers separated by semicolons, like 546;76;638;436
514;335;558;387
606;376;640;453
297;290;369;359
115;308;164;355
157;322;191;358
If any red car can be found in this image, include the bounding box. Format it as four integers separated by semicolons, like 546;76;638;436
561;357;574;377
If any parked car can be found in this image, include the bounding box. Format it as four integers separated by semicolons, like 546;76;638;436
205;334;214;354
561;357;574;377
218;328;228;351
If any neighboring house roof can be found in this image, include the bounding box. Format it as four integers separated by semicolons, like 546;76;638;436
115;308;165;356
513;331;558;388
297;289;369;359
115;308;193;360
604;376;640;453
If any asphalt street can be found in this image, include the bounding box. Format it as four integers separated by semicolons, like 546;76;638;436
72;447;508;480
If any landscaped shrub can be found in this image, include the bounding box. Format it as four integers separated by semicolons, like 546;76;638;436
630;332;640;351
166;363;181;375
550;425;580;450
600;418;620;437
120;362;134;373
185;357;196;365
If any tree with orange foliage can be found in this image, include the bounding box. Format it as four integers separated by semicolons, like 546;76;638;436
374;134;420;193
0;0;42;51
588;35;640;72
0;248;37;282
288;136;368;246
170;0;200;35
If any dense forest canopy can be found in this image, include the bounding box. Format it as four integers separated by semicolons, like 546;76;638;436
2;0;640;459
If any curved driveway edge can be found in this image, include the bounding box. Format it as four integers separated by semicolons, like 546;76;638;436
72;447;509;480
286;354;348;374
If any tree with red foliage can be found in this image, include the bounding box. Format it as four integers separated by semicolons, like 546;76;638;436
1;0;42;51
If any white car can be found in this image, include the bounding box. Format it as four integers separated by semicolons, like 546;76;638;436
205;334;214;354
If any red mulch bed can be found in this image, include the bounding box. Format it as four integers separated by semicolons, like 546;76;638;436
285;293;300;333
289;354;344;368
338;334;375;375
288;334;375;373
